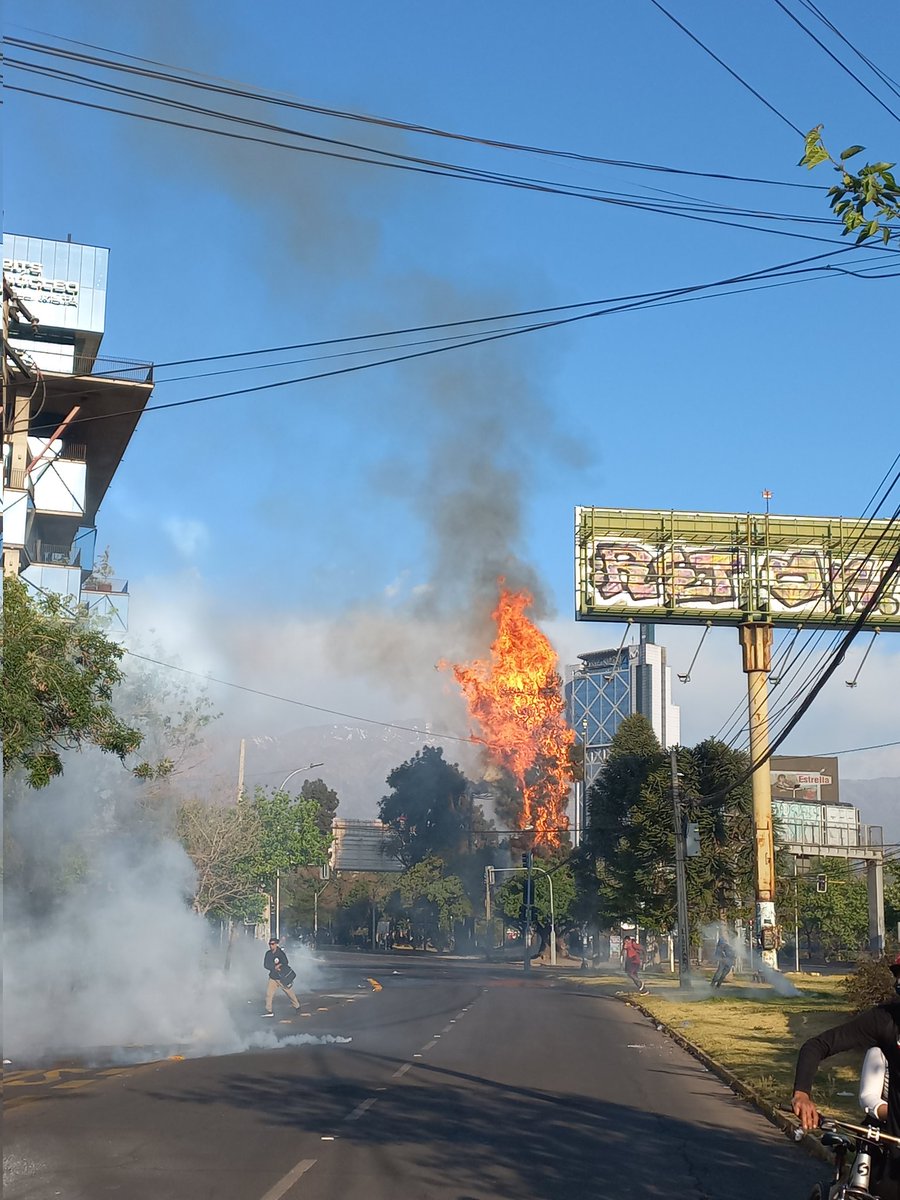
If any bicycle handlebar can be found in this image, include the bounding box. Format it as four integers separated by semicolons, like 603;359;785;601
780;1107;900;1149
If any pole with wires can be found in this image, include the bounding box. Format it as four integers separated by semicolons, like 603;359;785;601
739;623;778;970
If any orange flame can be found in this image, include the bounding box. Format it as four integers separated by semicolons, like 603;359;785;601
448;584;575;848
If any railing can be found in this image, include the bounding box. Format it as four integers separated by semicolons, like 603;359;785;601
778;822;884;852
82;577;128;594
6;467;27;490
72;353;153;383
32;541;81;566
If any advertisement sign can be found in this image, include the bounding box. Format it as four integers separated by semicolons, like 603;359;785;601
575;507;900;631
3;234;108;335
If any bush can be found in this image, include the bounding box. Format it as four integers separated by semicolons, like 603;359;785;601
843;957;895;1013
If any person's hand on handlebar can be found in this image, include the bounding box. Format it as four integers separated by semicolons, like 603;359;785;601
792;1091;819;1130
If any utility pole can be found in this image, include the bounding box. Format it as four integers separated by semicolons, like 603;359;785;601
670;748;691;987
740;623;778;970
237;738;246;801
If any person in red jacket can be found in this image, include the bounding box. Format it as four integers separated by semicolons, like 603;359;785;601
622;935;648;995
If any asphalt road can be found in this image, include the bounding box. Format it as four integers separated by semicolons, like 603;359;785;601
4;951;824;1200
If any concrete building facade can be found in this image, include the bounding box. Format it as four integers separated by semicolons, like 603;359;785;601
2;234;153;631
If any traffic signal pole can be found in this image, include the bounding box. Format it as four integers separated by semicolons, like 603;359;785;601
740;623;778;971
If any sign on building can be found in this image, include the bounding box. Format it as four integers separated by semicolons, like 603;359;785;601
575;507;900;631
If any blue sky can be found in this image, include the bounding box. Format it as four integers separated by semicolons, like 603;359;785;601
5;1;898;795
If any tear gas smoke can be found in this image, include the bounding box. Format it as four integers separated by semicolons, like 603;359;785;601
3;751;333;1067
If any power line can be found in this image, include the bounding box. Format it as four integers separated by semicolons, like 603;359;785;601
4;62;848;246
124;650;485;748
771;0;900;124
721;457;900;750
794;0;900;103
646;0;806;137
5;31;827;192
811;738;900;758
7;247;876;435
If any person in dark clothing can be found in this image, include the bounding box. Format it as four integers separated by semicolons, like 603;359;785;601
710;936;735;988
793;958;900;1199
263;938;302;1017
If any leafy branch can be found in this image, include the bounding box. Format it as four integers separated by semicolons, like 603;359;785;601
800;125;899;245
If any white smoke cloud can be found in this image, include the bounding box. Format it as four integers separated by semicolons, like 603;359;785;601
163;517;210;559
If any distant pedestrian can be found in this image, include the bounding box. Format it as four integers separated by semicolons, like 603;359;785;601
711;935;735;988
622;935;648;994
263;938;302;1017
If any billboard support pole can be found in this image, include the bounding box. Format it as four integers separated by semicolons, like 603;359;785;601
739;623;778;971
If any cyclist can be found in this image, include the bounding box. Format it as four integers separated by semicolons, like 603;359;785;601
860;1046;889;1124
792;957;900;1198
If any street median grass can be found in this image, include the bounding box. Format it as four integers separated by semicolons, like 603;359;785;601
565;969;865;1124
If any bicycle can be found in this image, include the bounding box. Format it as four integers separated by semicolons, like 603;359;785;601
797;1112;900;1199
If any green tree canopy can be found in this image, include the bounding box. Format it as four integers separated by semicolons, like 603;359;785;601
2;575;143;788
396;856;472;949
243;785;332;888
581;717;754;935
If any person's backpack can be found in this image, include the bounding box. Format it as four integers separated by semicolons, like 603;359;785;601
280;967;297;988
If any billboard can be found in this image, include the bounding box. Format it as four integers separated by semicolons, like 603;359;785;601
575;507;900;631
3;233;108;336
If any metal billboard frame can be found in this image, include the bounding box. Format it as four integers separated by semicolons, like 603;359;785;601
575;507;900;632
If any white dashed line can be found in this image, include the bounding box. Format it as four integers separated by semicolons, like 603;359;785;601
421;1040;437;1052
258;1157;317;1200
392;1063;411;1078
345;1098;377;1122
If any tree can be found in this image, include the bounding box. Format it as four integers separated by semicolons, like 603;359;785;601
788;857;869;961
177;799;265;920
581;718;754;935
800;127;899;245
2;575;143;788
243;786;332;889
396;856;471;950
299;777;340;836
496;856;577;957
379;745;487;867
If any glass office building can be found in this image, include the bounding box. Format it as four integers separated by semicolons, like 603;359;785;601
564;626;680;790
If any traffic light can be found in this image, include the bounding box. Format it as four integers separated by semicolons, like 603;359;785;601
684;822;701;857
816;874;828;893
522;853;529;870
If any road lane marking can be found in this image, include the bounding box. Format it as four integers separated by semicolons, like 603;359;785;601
345;1097;377;1122
392;1063;411;1078
442;1025;453;1033
422;1040;437;1052
258;1157;316;1200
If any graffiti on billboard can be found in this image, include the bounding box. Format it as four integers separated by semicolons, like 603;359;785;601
584;538;900;622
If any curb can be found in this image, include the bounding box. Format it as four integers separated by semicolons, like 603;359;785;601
620;994;832;1166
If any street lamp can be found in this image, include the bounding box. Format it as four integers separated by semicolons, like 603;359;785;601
272;763;324;941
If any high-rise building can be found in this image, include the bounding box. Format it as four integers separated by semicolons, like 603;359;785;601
564;624;680;790
2;234;153;632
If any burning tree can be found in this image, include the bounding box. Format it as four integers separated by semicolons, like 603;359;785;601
447;584;575;850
